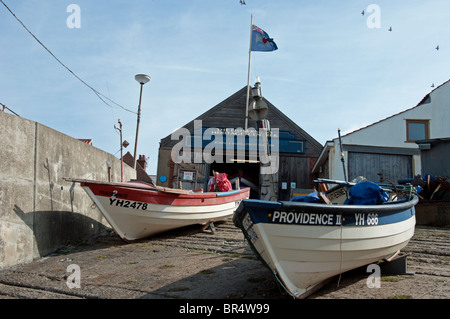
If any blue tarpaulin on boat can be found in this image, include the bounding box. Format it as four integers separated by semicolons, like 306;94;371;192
344;181;389;205
290;192;322;203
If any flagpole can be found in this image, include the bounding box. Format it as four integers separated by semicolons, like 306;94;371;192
245;14;253;130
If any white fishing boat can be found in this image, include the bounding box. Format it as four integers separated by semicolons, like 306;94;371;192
233;181;418;298
67;178;250;241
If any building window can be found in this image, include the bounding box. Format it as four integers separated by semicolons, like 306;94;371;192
406;119;429;142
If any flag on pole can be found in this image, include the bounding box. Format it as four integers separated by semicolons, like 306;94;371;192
245;19;277;129
251;25;278;52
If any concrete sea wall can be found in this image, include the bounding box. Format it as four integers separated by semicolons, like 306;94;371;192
0;111;136;269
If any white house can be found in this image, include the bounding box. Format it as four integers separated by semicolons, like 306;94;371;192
312;79;450;184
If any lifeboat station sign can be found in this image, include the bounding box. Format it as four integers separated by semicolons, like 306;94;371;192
187;126;305;154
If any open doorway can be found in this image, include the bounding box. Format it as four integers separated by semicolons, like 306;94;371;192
209;162;260;199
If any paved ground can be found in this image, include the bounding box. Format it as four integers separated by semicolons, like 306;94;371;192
0;220;448;300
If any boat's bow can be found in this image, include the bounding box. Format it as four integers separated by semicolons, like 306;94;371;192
66;178;250;241
233;195;418;298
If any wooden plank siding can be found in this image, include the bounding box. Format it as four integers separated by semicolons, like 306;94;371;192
277;156;312;201
348;152;413;184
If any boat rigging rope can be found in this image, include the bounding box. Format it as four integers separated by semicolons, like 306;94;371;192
417;279;449;298
0;0;136;115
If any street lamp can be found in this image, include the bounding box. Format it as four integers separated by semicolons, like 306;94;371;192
133;74;151;169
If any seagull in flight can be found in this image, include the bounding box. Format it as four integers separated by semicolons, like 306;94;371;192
436;45;440;51
240;0;246;5
388;26;392;32
361;10;364;16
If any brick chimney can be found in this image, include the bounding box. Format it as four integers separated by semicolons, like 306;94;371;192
137;155;147;170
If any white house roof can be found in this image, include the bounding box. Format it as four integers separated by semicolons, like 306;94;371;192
311;78;450;175
340;78;450;139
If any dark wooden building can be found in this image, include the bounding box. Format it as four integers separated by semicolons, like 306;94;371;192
157;86;322;200
416;137;450;177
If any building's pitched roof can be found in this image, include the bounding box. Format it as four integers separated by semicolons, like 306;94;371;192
159;85;322;156
341;78;450;138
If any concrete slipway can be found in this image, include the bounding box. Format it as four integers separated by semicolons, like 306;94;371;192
0;218;448;301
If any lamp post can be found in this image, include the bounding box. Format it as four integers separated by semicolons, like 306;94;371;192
133;74;150;169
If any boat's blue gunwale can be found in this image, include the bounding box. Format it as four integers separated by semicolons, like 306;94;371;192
232;196;418;298
215;189;243;197
234;196;418;228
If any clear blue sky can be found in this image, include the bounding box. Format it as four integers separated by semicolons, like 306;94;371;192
1;0;449;175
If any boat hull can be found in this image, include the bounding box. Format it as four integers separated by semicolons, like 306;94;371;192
233;197;418;298
76;180;250;241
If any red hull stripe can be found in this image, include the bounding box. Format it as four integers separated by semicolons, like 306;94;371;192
82;182;250;206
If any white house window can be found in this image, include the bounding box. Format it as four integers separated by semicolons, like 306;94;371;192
406;119;429;142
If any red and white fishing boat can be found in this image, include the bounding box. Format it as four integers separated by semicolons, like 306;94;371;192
67;178;250;241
